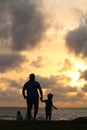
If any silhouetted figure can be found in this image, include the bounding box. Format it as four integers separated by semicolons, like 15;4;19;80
22;73;43;120
40;93;57;121
16;110;23;120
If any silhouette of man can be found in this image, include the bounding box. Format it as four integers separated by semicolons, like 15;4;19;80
22;73;43;120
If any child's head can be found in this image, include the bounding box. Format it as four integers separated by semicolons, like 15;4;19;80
47;93;53;99
17;111;21;115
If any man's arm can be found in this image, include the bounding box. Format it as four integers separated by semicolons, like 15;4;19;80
22;87;27;99
38;85;43;100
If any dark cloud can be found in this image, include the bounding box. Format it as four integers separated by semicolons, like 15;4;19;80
67;91;85;102
37;75;59;89
36;74;87;103
73;8;87;26
0;53;26;73
37;74;77;92
60;91;85;102
0;77;24;104
65;9;87;58
0;88;22;103
65;25;87;57
82;84;87;92
0;0;11;41
80;69;87;80
0;78;23;89
0;0;9;15
10;0;45;51
0;22;11;40
51;89;85;103
0;0;46;51
36;74;79;103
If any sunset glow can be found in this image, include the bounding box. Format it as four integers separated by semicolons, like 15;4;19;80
0;0;87;107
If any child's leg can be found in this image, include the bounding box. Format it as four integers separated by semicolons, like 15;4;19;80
48;111;52;121
46;110;48;120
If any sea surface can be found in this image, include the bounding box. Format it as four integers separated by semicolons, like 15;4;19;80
0;107;87;120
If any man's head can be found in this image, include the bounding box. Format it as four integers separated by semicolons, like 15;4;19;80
29;73;35;80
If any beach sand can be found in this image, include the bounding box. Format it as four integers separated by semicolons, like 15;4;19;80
0;119;87;130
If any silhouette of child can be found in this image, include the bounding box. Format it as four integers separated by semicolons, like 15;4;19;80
16;110;23;120
40;93;57;121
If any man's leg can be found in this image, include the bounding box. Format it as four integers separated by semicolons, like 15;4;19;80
27;100;32;120
33;98;39;120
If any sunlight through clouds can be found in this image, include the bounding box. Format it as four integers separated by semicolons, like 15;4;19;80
0;0;87;107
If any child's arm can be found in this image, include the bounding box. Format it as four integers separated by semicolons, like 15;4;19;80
52;104;57;110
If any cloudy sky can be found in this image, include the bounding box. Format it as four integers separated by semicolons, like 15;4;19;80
1;0;87;107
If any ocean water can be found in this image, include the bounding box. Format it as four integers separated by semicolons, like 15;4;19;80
0;107;87;120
